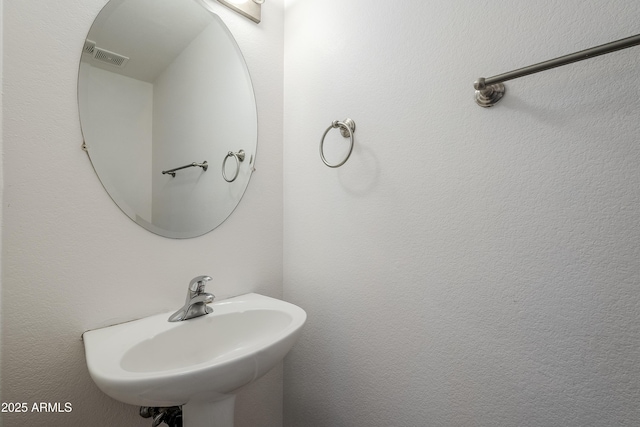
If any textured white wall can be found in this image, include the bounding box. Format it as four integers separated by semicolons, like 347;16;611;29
1;0;283;426
283;1;640;426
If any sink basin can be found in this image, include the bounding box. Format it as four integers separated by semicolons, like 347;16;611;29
83;293;306;426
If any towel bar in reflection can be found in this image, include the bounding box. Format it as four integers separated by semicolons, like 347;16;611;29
162;161;208;177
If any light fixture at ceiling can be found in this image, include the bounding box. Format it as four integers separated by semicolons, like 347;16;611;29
217;0;263;24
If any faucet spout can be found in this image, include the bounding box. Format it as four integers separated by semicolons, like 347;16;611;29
169;276;215;322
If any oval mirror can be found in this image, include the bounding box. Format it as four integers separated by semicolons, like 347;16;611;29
78;0;257;238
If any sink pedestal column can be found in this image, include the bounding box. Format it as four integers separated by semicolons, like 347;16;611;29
182;395;236;427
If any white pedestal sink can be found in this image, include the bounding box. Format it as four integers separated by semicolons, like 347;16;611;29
83;293;306;427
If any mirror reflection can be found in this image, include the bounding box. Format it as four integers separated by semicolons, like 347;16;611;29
78;0;257;238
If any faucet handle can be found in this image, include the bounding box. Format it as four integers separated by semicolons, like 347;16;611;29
189;275;212;294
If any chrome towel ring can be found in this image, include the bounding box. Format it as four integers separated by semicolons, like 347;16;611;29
320;118;356;168
222;150;245;182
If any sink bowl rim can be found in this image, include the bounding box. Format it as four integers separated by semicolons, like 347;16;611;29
82;293;306;405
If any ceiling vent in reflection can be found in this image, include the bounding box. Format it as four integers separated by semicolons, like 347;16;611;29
82;40;129;69
93;47;129;68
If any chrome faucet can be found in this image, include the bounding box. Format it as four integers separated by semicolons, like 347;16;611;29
168;275;215;322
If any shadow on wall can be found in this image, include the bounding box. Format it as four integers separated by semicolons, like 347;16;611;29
337;140;380;197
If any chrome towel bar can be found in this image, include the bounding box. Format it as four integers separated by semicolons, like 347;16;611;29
474;33;640;107
162;161;208;177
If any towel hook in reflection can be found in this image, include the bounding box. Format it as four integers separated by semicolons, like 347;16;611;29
222;150;245;182
320;118;356;168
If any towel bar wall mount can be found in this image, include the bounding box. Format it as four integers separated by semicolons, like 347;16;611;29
474;33;640;107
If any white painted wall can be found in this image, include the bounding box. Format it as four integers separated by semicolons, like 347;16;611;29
1;0;283;426
283;1;640;426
